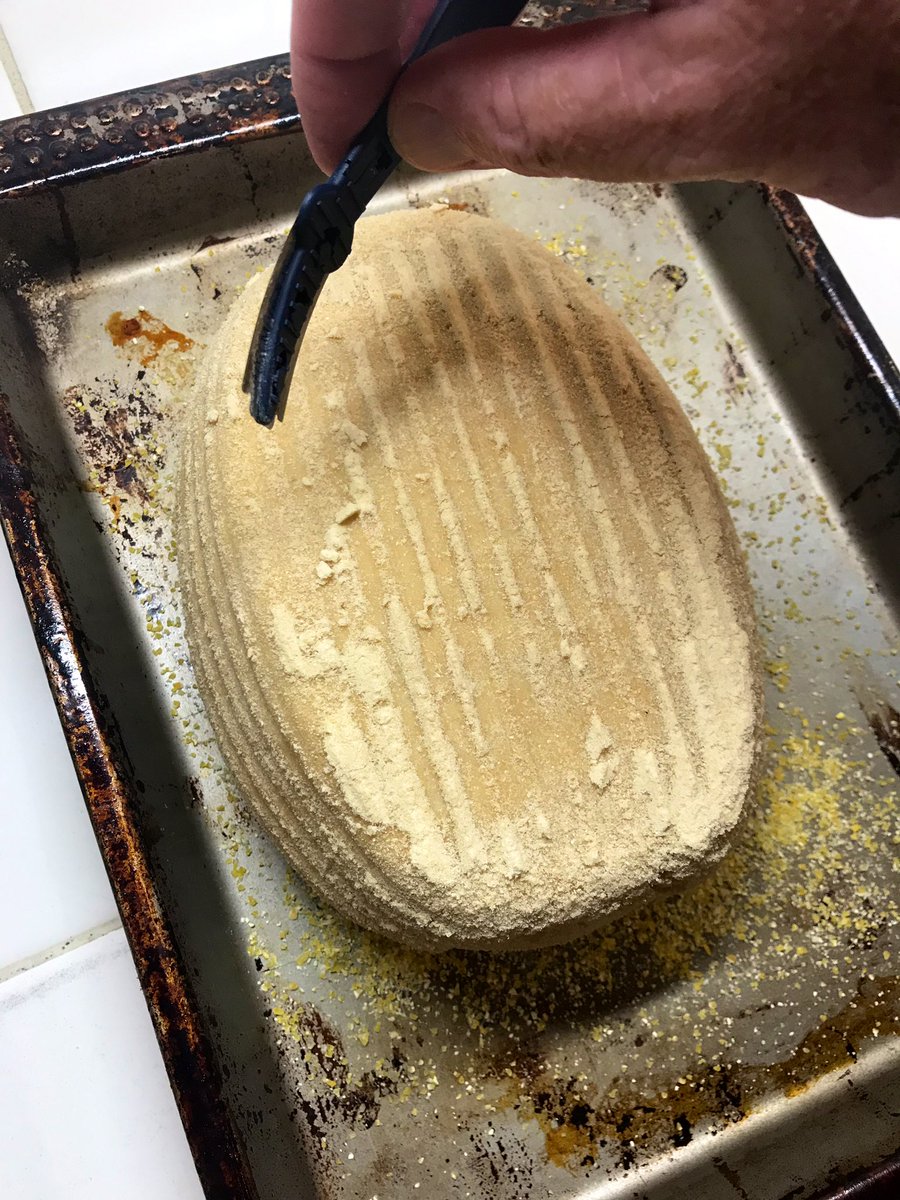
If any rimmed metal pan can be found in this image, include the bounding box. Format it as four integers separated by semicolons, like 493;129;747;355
0;21;898;1200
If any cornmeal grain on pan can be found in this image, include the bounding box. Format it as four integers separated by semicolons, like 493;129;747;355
177;208;763;951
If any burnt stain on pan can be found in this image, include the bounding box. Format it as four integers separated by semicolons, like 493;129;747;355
272;997;443;1193
466;1124;535;1198
723;340;749;398
650;262;689;291
278;1001;403;1140
197;233;237;252
495;973;899;1175
865;705;900;781
499;1060;743;1173
62;381;167;533
714;1157;752;1198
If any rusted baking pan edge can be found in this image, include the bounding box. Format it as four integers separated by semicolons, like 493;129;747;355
0;405;259;1199
0;57;298;196
0;41;898;1200
763;187;900;489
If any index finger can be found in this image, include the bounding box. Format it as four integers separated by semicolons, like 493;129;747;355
292;0;430;173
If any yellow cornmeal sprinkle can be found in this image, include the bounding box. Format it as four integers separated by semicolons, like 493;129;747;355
765;658;791;693
239;708;898;1116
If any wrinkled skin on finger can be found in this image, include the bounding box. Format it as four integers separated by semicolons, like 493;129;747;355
292;0;900;216
291;0;435;172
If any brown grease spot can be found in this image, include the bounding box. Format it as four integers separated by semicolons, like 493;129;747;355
105;493;122;526
542;1120;593;1167
769;974;899;1098
503;974;898;1172
106;309;194;365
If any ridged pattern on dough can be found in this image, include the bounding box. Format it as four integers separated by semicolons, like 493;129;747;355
176;209;763;950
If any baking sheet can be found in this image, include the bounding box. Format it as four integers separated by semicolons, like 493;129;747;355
0;68;899;1200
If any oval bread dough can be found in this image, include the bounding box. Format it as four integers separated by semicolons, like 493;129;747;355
177;208;762;951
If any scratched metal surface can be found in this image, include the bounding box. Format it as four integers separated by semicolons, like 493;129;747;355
0;119;899;1199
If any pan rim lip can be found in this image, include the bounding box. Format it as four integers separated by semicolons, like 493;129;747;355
0;46;898;1200
0;401;259;1200
0;53;299;200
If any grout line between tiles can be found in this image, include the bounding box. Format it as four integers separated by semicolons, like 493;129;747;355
0;917;123;986
0;23;33;114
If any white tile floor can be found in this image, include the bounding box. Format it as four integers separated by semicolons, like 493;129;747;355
0;6;898;1198
0;932;203;1200
0;60;17;119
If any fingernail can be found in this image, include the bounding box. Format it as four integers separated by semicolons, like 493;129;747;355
389;101;472;172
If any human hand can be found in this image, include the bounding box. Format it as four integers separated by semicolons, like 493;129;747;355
291;0;900;217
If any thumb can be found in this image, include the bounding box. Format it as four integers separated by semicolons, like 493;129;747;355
387;10;746;183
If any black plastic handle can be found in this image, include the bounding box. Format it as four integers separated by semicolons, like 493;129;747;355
317;0;530;222
247;0;530;425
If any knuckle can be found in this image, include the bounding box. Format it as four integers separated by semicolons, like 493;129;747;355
477;70;567;175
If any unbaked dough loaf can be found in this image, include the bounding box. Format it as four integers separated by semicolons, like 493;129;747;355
177;208;762;951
